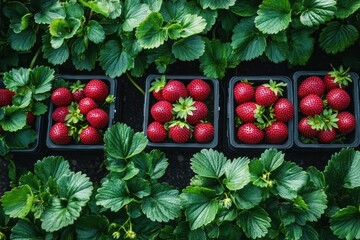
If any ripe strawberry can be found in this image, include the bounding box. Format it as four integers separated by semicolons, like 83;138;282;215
323;65;352;91
186;101;208;125
336;111;356;134
79;97;98;115
169;121;191;143
147;121;168;142
52;106;69;123
194;122;214;143
326;88;350;111
149;77;166;101
86;108;109;129
298;117;318;138
273;98;294;122
51;87;73;106
317;129;337;143
84;79;109;102
265;122;288;143
300;94;324;116
237;123;264;144
255;80;287;107
162;80;188;103
235;102;261;123
49;123;72;144
0;89;15;106
187;79;211;101
79;126;102;144
150;101;173;123
234;81;255;104
26;112;35;125
297;76;325;99
70;80;86;102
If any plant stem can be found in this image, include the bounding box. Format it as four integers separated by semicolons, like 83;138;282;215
125;72;145;95
29;48;41;69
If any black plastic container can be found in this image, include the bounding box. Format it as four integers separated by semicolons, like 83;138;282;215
143;75;220;149
293;71;360;149
46;75;117;150
227;76;294;151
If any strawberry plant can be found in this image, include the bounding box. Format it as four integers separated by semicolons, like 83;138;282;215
293;66;359;147
144;75;219;147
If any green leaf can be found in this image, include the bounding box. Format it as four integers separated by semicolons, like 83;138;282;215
179;14;207;37
237;207;271;239
79;0;121;19
181;186;219;230
0;109;26;132
191;149;228;179
72;45;98;71
132;149;169;179
12;90;32;108
231;0;261;16
224;157;250;191
307;166;326;189
330;206;360;240
260;148;285;172
32;102;47;115
255;0;291;34
296;188;327;224
75;215;109;240
265;33;289;63
186;2;217;33
86;20;105;44
300;0;336;27
2;2;30;33
122;0;151;32
64;2;85;19
142;183;181;222
5;129;37;149
127;177;151;198
99;40;133;78
0;139;9;156
231;184;262;210
49;18;81;41
200;0;236;10
30;66;55;95
319;21;359;54
34;0;66;24
172;35;205;61
288;28;314;65
104;123;148;160
122;162;140;181
9;28;36;51
1;185;34;218
95;179;132;212
335;0;360;19
3;67;30;89
10;220;44;240
136;12;168;49
19;173;41;192
42;34;70;65
41;172;93;232
160;0;187;21
231;17;266;61
34;156;71;184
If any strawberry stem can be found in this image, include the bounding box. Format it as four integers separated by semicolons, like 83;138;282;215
125;72;144;95
29;47;41;69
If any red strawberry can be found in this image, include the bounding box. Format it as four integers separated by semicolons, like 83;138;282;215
265;122;288;143
300;94;324;116
52;106;69;123
273;98;294;122
323;65;352;91
187;79;211;101
70;80;86;102
162;80;188;103
84;79;109;102
147;121;168;142
26;112;35;125
255;80;287;107
237;123;264;144
51;87;73;106
298;117;318;138
150;101;173;123
49;123;72;144
235;102;261;123
336;111;356;134
297;76;325;99
317;129;337;143
194;122;214;143
86;108;109;129
326;88;350;111
79;97;98;115
234;81;255;104
149;77;166;101
0;89;15;106
79;126;102;144
169;121;191;143
186;101;208;125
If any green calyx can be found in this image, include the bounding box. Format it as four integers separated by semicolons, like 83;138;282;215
149;75;166;93
329;65;352;87
69;80;85;93
172;97;196;120
167;120;192;130
263;79;287;97
308;109;339;131
307;115;325;131
65;102;84;125
255;105;275;130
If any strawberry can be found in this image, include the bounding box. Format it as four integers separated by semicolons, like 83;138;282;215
326;88;350;111
70;80;86;102
265;122;288;143
234;81;255;104
169;121;191;143
86;108;109;129
147;121;168;142
52;106;69;123
336;111;356;134
237;123;264;144
79;125;102;144
172;97;207;125
84;79;109;102
300;94;324;116
255;80;287;107
49;122;72;144
187;79;211;101
150;100;173;123
317;129;337;143
194;122;214;143
297;76;325;99
323;65;352;91
26;112;35;125
149;76;166;101
79;97;98;115
0;89;15;106
298;117;319;138
235;102;262;123
51;87;73;106
273;98;294;122
185;101;208;125
162;80;188;103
